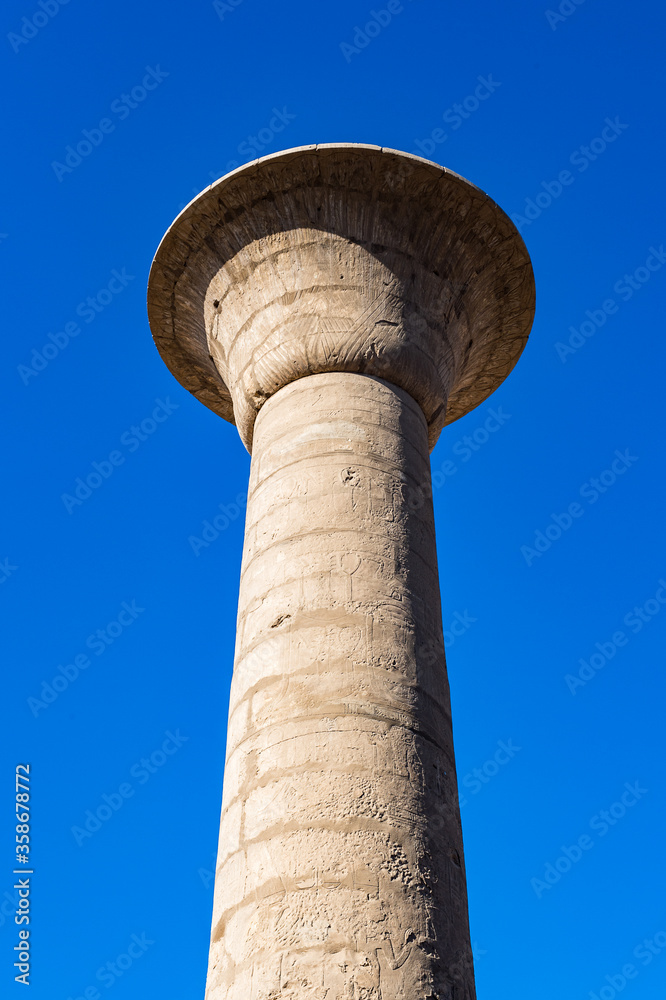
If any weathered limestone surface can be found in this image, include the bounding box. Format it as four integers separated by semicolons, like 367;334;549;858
147;143;535;452
209;373;470;998
147;144;535;999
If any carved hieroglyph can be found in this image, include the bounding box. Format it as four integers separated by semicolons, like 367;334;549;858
147;144;535;999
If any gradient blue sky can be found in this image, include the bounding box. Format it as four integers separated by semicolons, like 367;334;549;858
2;1;665;998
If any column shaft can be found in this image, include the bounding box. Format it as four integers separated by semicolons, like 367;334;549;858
206;372;475;1000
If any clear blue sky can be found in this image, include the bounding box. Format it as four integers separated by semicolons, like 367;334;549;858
2;1;665;997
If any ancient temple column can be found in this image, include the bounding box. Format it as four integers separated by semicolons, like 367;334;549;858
147;144;535;1000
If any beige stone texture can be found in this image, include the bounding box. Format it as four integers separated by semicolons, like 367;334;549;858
146;144;535;999
147;143;534;453
207;371;473;999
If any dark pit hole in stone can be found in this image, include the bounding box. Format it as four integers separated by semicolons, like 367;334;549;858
213;300;220;308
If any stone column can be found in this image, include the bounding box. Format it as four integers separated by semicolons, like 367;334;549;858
147;144;535;1000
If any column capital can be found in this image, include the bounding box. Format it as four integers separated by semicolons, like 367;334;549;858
148;143;534;451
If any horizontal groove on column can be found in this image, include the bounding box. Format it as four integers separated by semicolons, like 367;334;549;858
245;452;431;503
226;608;443;663
208;936;449;984
238;536;438;588
226;674;451;720
225;703;452;760
215;232;445;304
223;278;367;341
220;729;455;796
249;371;436;435
235;333;449;397
223;280;367;355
